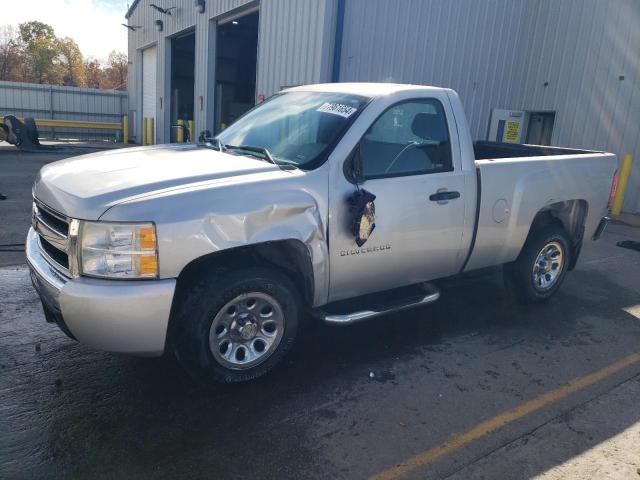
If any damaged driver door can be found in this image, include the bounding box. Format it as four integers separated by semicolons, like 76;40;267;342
328;97;467;303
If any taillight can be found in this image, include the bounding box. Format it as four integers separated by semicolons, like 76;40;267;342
607;170;618;210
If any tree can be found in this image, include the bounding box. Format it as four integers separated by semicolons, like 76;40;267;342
17;21;55;45
0;25;23;81
0;21;127;89
84;58;104;89
104;51;128;90
57;37;86;87
18;21;62;84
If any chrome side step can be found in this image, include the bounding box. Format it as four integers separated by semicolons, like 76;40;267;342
319;283;440;325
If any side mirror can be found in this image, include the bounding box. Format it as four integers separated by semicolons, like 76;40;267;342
349;189;376;247
344;144;365;185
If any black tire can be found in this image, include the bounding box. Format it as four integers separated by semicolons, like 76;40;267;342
173;267;301;383
504;225;571;304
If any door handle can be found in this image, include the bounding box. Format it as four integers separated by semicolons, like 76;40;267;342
429;190;460;202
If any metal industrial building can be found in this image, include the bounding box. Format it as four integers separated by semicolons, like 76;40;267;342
126;0;640;213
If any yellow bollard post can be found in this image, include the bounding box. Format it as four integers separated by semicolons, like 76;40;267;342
142;117;148;145
122;115;129;144
148;118;155;145
176;119;184;143
188;120;194;143
612;154;633;215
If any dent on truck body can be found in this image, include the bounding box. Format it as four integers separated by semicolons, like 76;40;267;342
201;189;328;305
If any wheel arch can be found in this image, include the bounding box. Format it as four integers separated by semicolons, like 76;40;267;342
524;199;589;270
166;239;315;347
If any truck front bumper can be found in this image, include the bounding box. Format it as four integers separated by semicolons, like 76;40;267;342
26;228;176;356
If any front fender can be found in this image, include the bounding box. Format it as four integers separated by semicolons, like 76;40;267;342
100;170;330;306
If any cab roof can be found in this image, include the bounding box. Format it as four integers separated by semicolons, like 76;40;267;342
285;82;449;97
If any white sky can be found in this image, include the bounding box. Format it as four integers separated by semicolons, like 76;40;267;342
2;0;129;62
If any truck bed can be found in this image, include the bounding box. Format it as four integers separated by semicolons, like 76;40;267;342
473;141;591;160
464;147;617;273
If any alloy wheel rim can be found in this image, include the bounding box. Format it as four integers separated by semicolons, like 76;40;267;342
209;292;285;370
532;241;564;291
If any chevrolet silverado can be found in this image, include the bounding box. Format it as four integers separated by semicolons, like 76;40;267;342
27;83;616;382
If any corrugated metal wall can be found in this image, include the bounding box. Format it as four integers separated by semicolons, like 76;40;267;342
0;80;127;141
339;0;529;138
256;0;336;96
339;0;640;213
128;0;256;143
508;0;640;214
127;0;335;144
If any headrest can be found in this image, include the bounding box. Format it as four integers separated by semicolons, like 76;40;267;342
411;113;447;141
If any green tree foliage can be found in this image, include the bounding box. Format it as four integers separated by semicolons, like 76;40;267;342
17;21;55;45
0;21;126;90
18;21;62;84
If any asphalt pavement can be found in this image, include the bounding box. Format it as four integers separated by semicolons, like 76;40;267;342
1;216;639;479
0;142;126;267
2;143;640;479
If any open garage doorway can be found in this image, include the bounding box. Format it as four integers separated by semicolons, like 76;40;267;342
170;31;195;142
214;10;259;133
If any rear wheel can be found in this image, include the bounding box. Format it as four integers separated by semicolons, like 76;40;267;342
174;267;301;383
504;225;571;304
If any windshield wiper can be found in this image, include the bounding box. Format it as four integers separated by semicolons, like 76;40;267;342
225;145;297;171
228;145;275;163
203;139;226;152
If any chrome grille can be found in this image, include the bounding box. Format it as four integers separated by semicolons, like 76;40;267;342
32;199;71;277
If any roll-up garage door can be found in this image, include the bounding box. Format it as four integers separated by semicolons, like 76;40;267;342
142;46;157;139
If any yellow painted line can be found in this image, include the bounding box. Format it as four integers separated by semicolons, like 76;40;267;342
370;352;640;480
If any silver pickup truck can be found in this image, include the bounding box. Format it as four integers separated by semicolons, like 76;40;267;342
27;83;616;383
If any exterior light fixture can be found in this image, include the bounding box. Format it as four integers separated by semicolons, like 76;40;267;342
155;19;163;31
232;20;239;25
195;0;205;14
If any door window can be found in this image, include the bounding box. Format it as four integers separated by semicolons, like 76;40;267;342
360;99;452;179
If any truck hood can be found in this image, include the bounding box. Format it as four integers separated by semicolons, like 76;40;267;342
33;144;278;219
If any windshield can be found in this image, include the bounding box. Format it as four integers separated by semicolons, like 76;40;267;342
215;91;368;169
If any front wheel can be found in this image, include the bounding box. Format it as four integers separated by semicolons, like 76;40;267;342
174;267;301;383
504;225;571;304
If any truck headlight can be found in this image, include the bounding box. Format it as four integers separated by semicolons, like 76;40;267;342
80;222;158;279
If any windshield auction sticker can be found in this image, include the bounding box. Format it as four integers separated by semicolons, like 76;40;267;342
317;102;358;118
